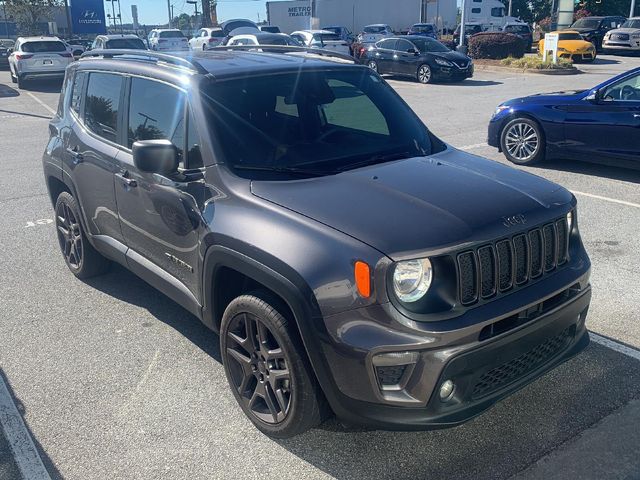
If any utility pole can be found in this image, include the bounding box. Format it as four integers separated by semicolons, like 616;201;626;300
63;0;72;35
309;0;317;30
508;0;512;17
201;0;211;27
167;0;172;27
459;0;467;49
187;0;199;29
631;0;637;18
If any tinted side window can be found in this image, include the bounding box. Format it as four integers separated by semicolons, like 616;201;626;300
127;78;186;158
395;39;413;52
85;72;122;142
70;71;85;115
377;39;397;49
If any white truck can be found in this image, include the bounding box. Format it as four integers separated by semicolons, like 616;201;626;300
463;0;527;31
266;0;457;36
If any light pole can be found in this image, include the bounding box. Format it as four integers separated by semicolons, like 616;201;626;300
167;0;172;27
631;0;637;18
187;0;199;29
459;0;467;50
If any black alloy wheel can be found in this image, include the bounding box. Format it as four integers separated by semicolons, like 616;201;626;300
221;292;325;438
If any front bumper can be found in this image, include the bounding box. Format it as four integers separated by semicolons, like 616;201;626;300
603;40;640;51
433;63;474;81
318;263;591;429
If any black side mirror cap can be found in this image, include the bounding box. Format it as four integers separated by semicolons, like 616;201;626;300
132;139;179;174
407;48;418;54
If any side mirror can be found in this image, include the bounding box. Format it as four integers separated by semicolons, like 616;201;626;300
407;48;418;54
132;139;179;174
585;89;600;102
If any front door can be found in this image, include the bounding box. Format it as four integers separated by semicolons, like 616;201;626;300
390;38;418;76
372;39;397;73
63;70;125;244
114;76;205;299
564;71;640;164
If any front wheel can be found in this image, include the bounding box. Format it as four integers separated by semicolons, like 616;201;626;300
367;59;378;72
417;63;433;84
221;292;324;438
500;117;546;165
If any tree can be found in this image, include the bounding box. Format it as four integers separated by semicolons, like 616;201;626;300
500;0;554;24
5;0;62;35
176;13;191;31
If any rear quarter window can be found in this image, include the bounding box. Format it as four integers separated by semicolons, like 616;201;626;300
84;72;123;143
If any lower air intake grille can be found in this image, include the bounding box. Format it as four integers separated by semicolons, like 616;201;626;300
376;365;407;386
472;326;574;399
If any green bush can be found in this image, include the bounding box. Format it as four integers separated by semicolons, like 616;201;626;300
468;32;526;59
501;56;574;70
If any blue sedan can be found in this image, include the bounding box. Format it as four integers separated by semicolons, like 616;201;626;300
488;67;640;169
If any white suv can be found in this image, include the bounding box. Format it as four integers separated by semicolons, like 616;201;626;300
603;18;640;52
189;27;225;50
8;36;73;88
148;29;189;51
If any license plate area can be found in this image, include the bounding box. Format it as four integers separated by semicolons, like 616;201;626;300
43;59;53;65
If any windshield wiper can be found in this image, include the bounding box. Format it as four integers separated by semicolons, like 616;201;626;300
233;164;334;177
335;151;415;172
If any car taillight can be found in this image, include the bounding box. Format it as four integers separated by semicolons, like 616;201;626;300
15;54;33;60
59;52;73;57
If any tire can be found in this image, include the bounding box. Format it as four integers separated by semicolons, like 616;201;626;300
500;117;545;166
220;291;324;438
10;66;17;84
417;63;432;84
202;43;207;51
367;59;378;72
55;192;110;279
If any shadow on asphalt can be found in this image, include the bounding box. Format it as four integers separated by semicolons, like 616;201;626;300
0;370;64;480
385;75;502;87
535;158;640;184
20;79;63;94
83;264;222;363
589;57;621;65
0;84;18;98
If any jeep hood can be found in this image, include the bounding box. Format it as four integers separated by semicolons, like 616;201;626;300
250;148;573;259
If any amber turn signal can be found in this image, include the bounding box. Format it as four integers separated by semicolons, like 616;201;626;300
354;261;371;298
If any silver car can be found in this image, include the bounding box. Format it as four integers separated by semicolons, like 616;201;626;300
603;18;640;52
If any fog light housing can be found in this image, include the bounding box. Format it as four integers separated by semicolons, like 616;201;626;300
373;351;419;389
439;380;455;401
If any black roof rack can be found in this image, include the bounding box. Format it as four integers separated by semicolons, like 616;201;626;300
79;49;209;74
209;45;356;63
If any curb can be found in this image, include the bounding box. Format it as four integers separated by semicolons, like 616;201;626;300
473;64;582;75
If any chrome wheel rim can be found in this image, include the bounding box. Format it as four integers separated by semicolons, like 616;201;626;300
225;313;292;424
56;201;82;269
504;122;539;161
418;65;431;83
368;61;377;72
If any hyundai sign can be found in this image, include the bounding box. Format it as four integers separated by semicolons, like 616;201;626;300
70;0;107;34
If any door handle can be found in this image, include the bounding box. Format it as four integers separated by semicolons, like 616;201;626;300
66;146;83;164
115;171;137;188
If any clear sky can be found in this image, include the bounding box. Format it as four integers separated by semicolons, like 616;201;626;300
114;0;271;25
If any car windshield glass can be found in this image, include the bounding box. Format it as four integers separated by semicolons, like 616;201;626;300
106;38;146;49
0;40;13;48
558;33;583;40
621;19;640;28
22;41;66;53
210;29;225;37
412;25;434;33
258;35;296;45
159;30;184;38
313;33;340;42
410;38;450;52
200;69;435;177
364;26;386;33
505;25;529;33
571;19;600;29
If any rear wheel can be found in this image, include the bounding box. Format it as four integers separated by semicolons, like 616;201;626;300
500;117;545;165
367;60;378;72
202;43;207;51
55;192;110;279
221;291;324;438
417;64;432;84
16;74;25;89
9;65;17;84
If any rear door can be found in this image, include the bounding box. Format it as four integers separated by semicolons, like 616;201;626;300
63;70;126;248
564;71;640;164
390;38;418;75
372;39;397;73
115;76;204;299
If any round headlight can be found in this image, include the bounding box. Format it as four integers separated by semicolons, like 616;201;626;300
393;258;433;303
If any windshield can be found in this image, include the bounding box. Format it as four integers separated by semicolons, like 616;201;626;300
364;26;387;33
201;69;435;177
558;33;583;40
22;41;66;53
106;38;146;49
313;33;341;42
0;40;13;48
411;38;450;52
411;24;435;33
258;35;298;46
571;19;601;29
621;19;640;28
159;30;184;38
505;25;530;33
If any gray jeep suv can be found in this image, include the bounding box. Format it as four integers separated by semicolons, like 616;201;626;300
43;48;591;438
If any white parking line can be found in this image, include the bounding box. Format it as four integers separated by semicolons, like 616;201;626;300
0;375;52;480
590;333;640;362
570;190;640;209
24;91;55;116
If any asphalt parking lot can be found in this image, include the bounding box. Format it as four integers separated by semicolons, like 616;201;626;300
1;54;640;480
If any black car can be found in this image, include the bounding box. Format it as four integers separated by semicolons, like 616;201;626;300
43;47;591;438
0;39;14;67
362;36;473;83
568;16;626;51
502;23;533;52
453;24;483;45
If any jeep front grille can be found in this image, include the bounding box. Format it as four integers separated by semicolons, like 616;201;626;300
456;217;569;306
